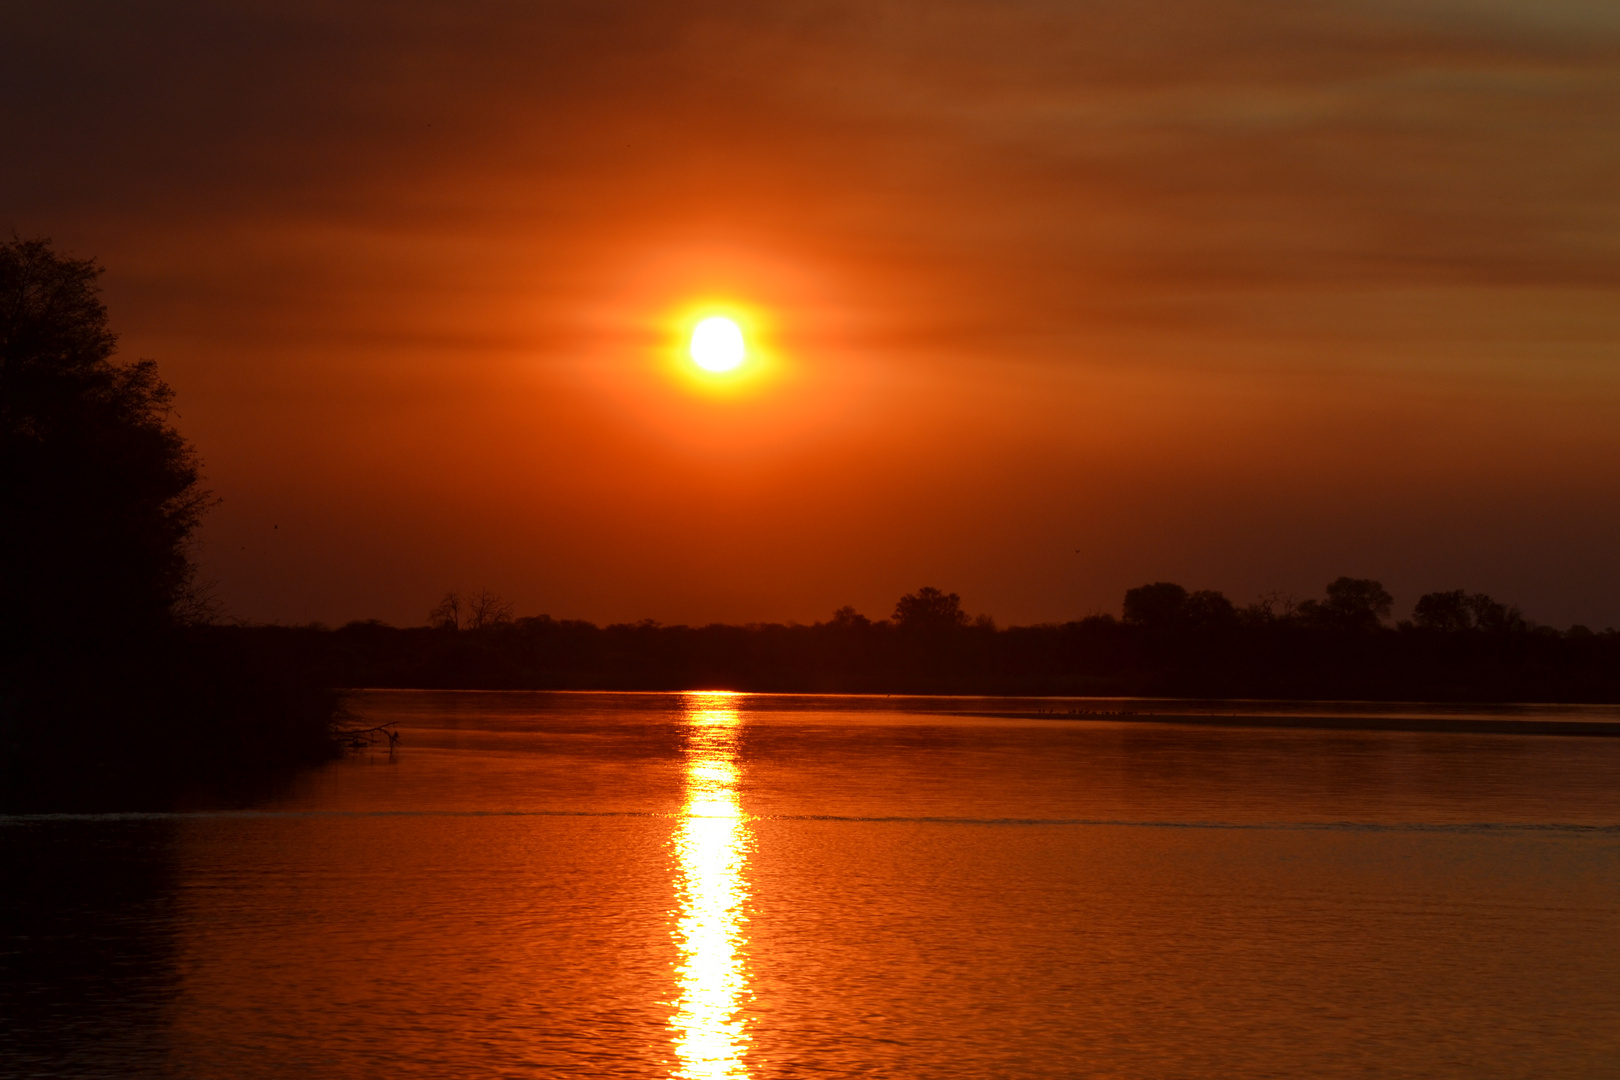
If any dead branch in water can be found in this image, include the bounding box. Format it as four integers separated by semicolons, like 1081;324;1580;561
335;722;400;751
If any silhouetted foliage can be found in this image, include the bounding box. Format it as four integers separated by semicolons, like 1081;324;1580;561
466;588;515;629
214;580;1620;703
1413;589;1473;632
1;238;209;654
1122;582;1188;629
1183;589;1237;630
430;589;515;630
1123;583;1235;633
893;586;968;630
1300;577;1393;632
1243;591;1304;624
828;605;872;630
1412;590;1527;633
0;240;338;807
428;591;463;630
427;592;515;634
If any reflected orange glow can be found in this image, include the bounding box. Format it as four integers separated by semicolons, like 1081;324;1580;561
670;692;753;1079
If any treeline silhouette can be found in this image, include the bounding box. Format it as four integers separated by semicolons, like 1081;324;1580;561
227;580;1620;701
1;239;338;808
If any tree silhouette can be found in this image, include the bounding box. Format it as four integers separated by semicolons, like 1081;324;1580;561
1;238;209;665
1413;589;1473;631
828;605;872;630
1123;582;1236;637
465;589;514;629
0;240;347;803
1122;582;1188;629
1413;590;1525;633
429;589;515;630
1307;577;1393;632
428;591;463;630
893;586;967;630
1467;592;1525;633
1183;589;1237;630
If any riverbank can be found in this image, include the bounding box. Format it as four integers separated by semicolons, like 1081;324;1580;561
951;709;1620;737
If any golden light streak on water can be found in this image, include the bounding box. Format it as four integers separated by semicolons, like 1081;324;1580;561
670;692;753;1079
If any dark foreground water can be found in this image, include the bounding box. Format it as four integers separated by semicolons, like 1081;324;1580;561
4;691;1619;1079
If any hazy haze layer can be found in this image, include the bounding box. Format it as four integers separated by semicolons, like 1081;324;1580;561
4;0;1618;627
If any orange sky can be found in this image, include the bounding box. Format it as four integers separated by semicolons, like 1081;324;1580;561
5;0;1619;627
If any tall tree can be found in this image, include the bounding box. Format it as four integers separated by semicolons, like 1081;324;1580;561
1314;577;1393;632
0;238;209;667
1122;582;1189;629
893;586;968;630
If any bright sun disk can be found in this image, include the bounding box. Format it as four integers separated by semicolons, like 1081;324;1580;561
690;316;746;373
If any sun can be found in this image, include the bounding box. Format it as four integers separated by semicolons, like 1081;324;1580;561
689;316;746;373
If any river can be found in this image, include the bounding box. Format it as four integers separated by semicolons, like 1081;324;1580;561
4;690;1618;1078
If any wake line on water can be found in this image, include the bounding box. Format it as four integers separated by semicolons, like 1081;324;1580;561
2;810;1618;834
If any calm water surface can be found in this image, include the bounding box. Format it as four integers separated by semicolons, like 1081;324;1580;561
4;691;1619;1078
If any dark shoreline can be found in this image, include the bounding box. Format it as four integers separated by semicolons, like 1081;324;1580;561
221;615;1620;704
949;711;1620;737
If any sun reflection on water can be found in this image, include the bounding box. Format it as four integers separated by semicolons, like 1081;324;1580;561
670;692;753;1079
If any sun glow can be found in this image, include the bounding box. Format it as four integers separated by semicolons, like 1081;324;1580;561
690;316;746;372
670;692;753;1079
